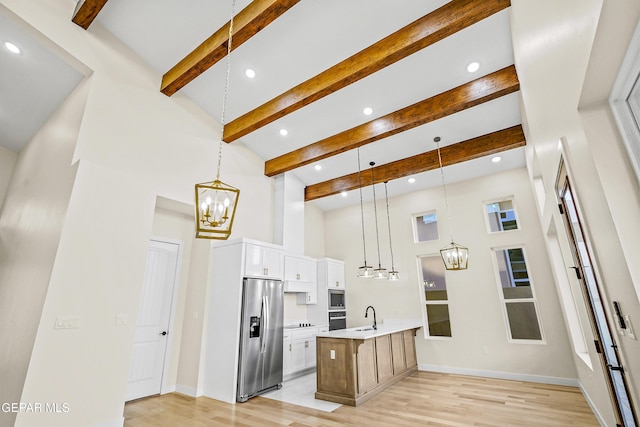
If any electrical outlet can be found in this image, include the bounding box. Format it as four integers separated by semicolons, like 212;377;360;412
54;315;80;329
482;346;489;355
624;315;636;340
116;314;128;325
330;349;336;360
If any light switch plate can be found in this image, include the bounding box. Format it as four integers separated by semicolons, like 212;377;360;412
116;314;128;325
55;315;80;329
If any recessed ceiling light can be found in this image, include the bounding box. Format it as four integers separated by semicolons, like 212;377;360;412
363;107;373;116
467;62;480;73
408;177;416;184
491;156;502;163
245;69;256;78
340;191;348;197
279;129;288;136
314;164;322;171
4;41;20;54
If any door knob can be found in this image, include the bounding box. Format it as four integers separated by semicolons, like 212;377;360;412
159;331;167;336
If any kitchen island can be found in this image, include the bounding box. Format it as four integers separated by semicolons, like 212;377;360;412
314;320;422;406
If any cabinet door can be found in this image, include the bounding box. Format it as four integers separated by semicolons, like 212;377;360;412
291;340;306;373
356;339;378;395
296;288;317;305
305;338;317;369
262;247;283;279
403;330;417;368
244;243;265;277
284;256;299;281
327;261;345;289
375;335;394;383
283;339;292;376
391;332;406;374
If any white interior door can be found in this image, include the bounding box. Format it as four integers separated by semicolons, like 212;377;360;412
126;239;180;401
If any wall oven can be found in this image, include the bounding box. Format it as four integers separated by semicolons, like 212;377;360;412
328;289;345;310
328;311;346;331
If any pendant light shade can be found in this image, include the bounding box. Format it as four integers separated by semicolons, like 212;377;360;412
194;0;240;240
356;149;374;278
435;136;469;270
370;162;388;279
384;181;399;281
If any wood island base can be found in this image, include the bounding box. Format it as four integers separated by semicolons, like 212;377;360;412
315;327;419;406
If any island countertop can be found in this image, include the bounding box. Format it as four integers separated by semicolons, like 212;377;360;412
315;319;422;340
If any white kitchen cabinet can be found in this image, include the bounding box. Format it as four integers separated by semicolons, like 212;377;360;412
244;242;284;279
323;259;345;289
296;289;317;305
284;255;316;283
284;327;324;379
283;330;293;377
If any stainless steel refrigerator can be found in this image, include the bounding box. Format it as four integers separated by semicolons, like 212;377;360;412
236;278;284;402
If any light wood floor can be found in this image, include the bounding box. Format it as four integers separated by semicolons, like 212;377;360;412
124;371;600;426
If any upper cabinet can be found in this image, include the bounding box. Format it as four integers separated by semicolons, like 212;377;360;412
244;242;284;280
319;258;345;290
284;255;317;283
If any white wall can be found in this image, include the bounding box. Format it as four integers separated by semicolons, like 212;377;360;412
0;1;275;426
511;0;640;424
0;77;86;427
0;145;17;208
324;168;578;382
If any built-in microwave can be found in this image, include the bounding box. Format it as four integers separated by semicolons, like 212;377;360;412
328;289;345;310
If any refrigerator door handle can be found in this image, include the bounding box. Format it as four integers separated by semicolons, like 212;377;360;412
261;295;269;354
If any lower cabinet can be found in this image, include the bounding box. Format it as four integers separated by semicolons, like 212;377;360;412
283;327;324;379
315;328;419;406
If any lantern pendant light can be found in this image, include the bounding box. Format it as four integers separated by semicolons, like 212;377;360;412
195;0;240;240
370;162;388;279
435;137;469;270
356;149;374;278
384;181;400;281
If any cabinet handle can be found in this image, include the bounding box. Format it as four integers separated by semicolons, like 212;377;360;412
263;267;268;275
336;281;340;287
308;294;311;302
305;341;309;348
289;343;291;351
296;273;300;280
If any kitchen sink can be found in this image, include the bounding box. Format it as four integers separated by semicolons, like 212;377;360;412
354;327;375;331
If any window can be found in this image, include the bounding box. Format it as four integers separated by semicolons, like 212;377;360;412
417;255;451;338
412;211;439;243
492;247;543;342
484;198;518;232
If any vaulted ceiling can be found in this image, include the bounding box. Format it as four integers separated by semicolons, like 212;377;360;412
4;0;524;211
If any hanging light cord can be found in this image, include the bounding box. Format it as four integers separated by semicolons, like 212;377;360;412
384;182;395;271
216;0;237;182
357;148;368;266
435;137;454;242
370;163;383;269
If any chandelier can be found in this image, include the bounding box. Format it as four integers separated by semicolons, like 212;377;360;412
195;1;240;240
356;148;374;278
384;181;399;281
369;162;388;279
435;137;469;270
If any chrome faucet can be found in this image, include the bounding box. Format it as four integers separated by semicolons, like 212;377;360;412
365;306;377;330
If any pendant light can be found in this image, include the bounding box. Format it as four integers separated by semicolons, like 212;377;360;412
435;136;469;270
356;148;374;278
194;0;240;239
370;162;388;279
384;181;399;281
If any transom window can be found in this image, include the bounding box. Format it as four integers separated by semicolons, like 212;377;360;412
485;198;518;232
412;211;439;243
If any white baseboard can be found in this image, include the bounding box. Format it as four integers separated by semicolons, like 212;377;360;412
418;364;579;387
578;382;607;427
91;416;124;427
174;385;198;398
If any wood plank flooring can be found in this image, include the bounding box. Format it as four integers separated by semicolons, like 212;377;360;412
124;371;600;427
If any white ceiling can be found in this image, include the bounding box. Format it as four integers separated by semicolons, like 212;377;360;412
0;1;524;211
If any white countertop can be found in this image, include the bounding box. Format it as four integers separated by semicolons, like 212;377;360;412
315;319;422;340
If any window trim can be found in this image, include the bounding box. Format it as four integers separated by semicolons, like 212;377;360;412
490;244;546;344
482;196;520;234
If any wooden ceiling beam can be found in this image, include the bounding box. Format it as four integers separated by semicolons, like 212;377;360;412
161;0;300;96
266;65;519;177
304;125;526;201
72;0;109;29
223;0;511;142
